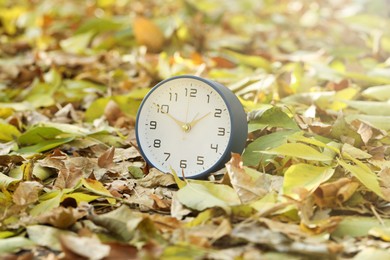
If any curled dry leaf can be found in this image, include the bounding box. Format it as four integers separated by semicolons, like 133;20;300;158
313;178;359;207
225;153;268;204
37;206;87;229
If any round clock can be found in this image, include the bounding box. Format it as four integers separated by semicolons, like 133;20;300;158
135;75;247;179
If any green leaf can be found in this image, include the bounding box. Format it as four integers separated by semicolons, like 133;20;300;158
262;143;333;161
362;85;390;101
283;164;334;195
0;236;35;254
161;244;207;260
76;17;123;34
248;107;299;132
16;137;75;154
222;49;271;71
345;114;390;131
90;205;136;242
243;130;295;167
339;155;384;199
344;100;390;116
177;182;241;213
60;31;95;54
330;115;363;147
18;126;63;145
0;172;20;189
85;94;143;122
26;225;76;251
332;216;390;238
0;122;21;142
288;131;340;154
30;191;63;216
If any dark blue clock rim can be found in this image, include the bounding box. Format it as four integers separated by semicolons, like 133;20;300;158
135;75;248;179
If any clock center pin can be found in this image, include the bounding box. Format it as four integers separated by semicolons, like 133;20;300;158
182;124;191;132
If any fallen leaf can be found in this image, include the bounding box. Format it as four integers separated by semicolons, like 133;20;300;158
339;153;385;199
332;217;390;238
283;164;334;197
313;178;358;207
177;181;241;213
97;146;115;168
60;234;110;260
136;168;176;188
37;206;87;229
26;225;76;251
133;16;165;52
378;168;390;201
262;143;333;161
12;181;43;206
81;178;116;204
226;153;272;203
0;237;35;254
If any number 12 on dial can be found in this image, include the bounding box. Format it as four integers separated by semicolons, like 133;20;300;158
136;75;247;179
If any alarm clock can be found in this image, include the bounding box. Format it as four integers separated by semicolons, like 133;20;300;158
135;75;247;179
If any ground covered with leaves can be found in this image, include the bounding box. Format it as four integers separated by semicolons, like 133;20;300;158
1;0;390;259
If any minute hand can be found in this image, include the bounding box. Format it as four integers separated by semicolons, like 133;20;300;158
189;112;211;129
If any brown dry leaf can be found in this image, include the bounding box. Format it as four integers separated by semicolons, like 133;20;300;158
38;206;87;229
97;146;115;168
136;168;176;188
378;168;390;201
104;100;125;127
54;161;83;189
12;181;43;206
133;16;165;52
357;122;373;144
60;234;110;260
148;214;182;233
225;153;270;204
104;242;138;260
149;193;171;211
313;178;359;207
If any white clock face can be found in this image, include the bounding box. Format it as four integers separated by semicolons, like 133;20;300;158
137;77;232;178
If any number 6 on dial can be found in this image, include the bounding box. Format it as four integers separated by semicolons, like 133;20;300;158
136;75;247;179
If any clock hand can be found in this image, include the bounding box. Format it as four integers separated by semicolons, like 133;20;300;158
188;112;211;129
152;103;190;132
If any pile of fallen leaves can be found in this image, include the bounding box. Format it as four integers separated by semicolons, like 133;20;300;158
1;0;390;259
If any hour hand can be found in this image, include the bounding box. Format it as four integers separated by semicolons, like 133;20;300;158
165;113;186;128
152;103;189;132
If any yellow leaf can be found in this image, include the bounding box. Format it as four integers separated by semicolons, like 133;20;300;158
283;164;334;196
81;178;116;204
133;16;165;52
262;143;333;161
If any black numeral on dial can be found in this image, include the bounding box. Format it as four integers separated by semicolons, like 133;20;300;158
185;88;197;97
169;92;178;102
153;139;161;148
217;127;225;136
156;104;169;114
149;120;157;129
180;160;187;169
197;156;204;165
214;108;222;118
210;144;218;153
